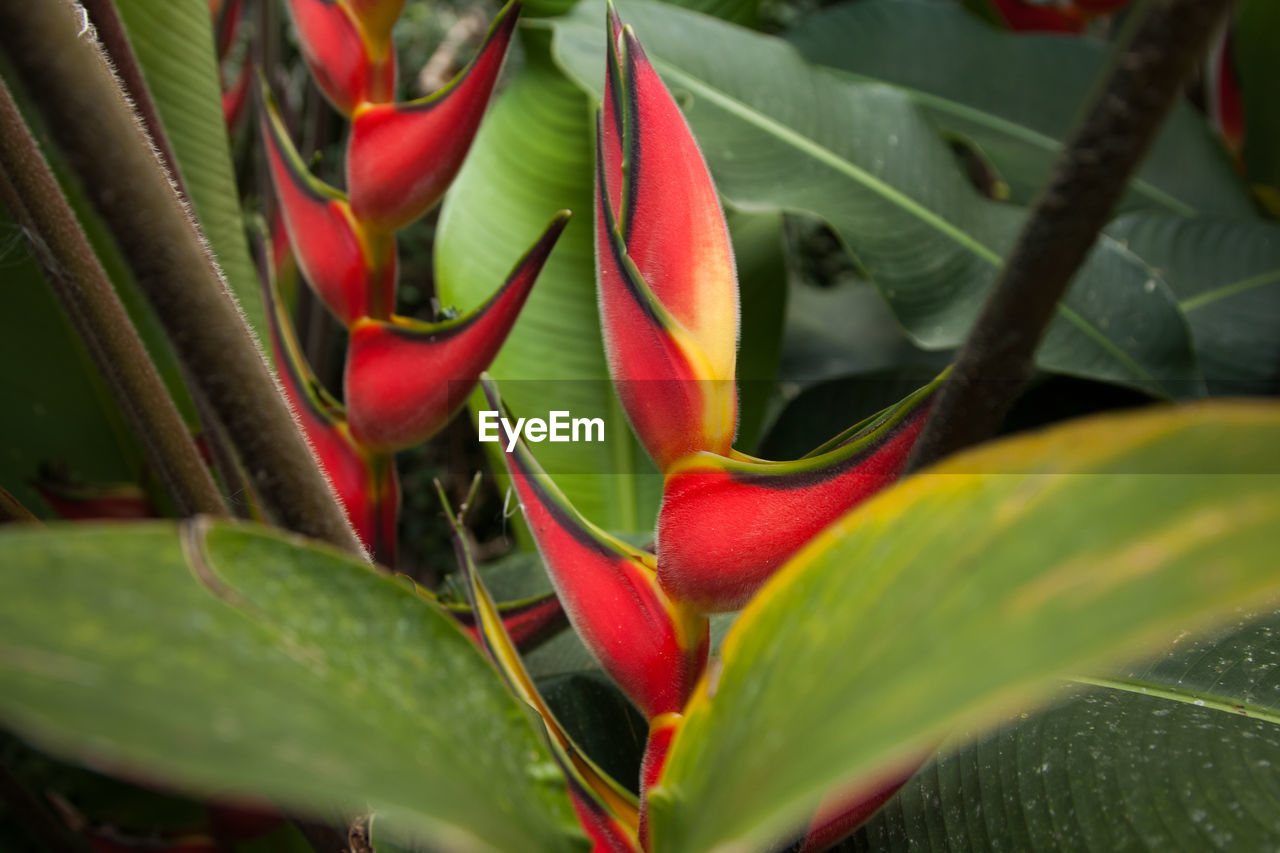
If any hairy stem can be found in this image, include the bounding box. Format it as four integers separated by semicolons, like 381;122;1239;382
905;0;1235;473
0;0;363;554
0;78;228;518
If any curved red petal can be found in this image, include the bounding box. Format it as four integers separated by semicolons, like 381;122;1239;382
616;28;738;384
284;0;395;114
595;126;735;471
261;249;398;564
657;394;935;612
345;213;567;451
260;91;395;324
347;0;520;232
483;379;708;719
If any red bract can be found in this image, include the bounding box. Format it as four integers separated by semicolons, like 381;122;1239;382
657;383;939;612
347;0;521;232
482;377;708;720
345;213;569;452
440;489;641;851
595;14;738;472
283;0;395;115
261;87;396;323
221;58;252;130
262;249;399;564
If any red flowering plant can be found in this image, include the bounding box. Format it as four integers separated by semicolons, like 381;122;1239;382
1;0;1280;850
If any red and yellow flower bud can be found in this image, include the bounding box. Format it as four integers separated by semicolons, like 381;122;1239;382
439;486;641;850
656;379;941;612
481;377;709;720
344;213;568;452
283;0;395;115
347;0;521;233
260;86;396;324
262;243;399;564
594;15;739;472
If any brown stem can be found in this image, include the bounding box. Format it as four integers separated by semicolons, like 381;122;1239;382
0;0;363;554
0;78;227;518
905;0;1235;473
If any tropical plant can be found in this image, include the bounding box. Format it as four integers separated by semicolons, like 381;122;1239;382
0;0;1278;850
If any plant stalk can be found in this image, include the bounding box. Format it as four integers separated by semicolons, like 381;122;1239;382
905;0;1235;473
0;78;228;518
0;0;364;555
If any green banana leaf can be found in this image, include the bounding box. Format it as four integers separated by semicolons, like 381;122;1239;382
854;610;1280;849
0;520;584;853
649;401;1280;852
1106;213;1280;395
785;0;1252;217
548;0;1204;397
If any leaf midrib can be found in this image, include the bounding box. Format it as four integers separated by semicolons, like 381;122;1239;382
1071;674;1280;728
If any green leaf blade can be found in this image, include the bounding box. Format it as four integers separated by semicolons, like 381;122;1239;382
650;402;1280;852
0;522;583;853
115;0;264;337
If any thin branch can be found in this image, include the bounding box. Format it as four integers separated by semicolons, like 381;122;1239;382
0;78;227;518
905;0;1235;473
0;0;364;555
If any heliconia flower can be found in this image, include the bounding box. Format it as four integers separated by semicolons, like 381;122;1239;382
656;377;943;612
260;84;397;324
283;0;396;115
481;376;709;720
261;242;399;565
437;484;641;851
445;588;569;652
594;11;739;472
346;0;521;233
344;212;569;452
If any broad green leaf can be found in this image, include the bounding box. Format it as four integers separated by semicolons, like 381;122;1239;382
115;0;264;337
1106;213;1280;395
853;611;1280;849
436;30;662;534
549;0;1202;396
649;401;1280;852
785;0;1253;217
0;521;583;853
